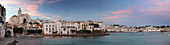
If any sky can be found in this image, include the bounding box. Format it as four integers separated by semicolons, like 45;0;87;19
0;0;170;26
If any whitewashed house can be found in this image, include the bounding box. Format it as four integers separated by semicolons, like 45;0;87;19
43;22;56;35
59;21;77;34
0;4;6;38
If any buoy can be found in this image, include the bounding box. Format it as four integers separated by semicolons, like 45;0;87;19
145;41;146;43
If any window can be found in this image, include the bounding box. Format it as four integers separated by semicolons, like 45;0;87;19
49;25;51;27
49;28;51;32
46;28;48;31
0;17;2;22
52;28;54;32
46;25;48;27
63;28;66;31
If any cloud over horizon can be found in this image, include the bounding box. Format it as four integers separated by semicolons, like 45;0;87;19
99;0;170;26
0;0;65;21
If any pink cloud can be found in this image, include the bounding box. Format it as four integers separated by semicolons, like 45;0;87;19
100;0;170;23
32;0;45;4
140;0;170;15
168;9;170;11
111;0;170;16
41;16;53;19
47;0;64;4
0;0;20;5
0;0;60;20
100;15;132;20
100;16;120;20
111;10;132;15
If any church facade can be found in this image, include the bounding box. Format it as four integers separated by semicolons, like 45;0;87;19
8;8;31;25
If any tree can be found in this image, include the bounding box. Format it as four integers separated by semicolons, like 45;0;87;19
27;30;36;33
113;24;120;26
79;30;91;34
33;22;40;25
13;27;23;34
94;24;99;28
29;22;32;24
167;25;170;27
160;25;166;28
89;23;94;25
71;30;76;33
36;29;43;33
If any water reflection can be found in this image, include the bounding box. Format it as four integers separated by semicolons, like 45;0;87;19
16;32;170;45
43;36;105;39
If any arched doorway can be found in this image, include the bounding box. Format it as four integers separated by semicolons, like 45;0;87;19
67;31;69;34
23;18;27;23
5;31;11;37
60;31;63;34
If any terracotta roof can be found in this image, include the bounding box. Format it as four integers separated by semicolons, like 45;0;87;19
35;24;43;27
13;25;18;27
29;27;39;28
12;15;17;17
88;20;93;22
97;22;103;23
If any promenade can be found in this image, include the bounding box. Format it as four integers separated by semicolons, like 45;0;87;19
0;37;14;45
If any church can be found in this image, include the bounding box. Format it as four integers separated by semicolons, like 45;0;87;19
8;8;31;25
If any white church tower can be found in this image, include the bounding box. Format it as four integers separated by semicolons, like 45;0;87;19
18;8;22;16
18;8;21;24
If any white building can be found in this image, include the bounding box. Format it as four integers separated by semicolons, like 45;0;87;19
43;21;78;35
43;20;105;35
86;20;105;31
144;26;161;32
59;21;77;34
0;4;6;38
43;22;56;35
55;21;61;34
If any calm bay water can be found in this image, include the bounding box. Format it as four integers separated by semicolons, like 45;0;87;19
16;32;170;45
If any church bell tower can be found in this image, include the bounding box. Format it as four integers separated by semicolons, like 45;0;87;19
18;8;22;16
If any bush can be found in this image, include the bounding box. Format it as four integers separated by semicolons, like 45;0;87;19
71;30;76;33
94;24;99;28
27;29;43;34
79;30;91;34
33;22;40;25
13;27;23;34
36;29;42;33
27;30;36;33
